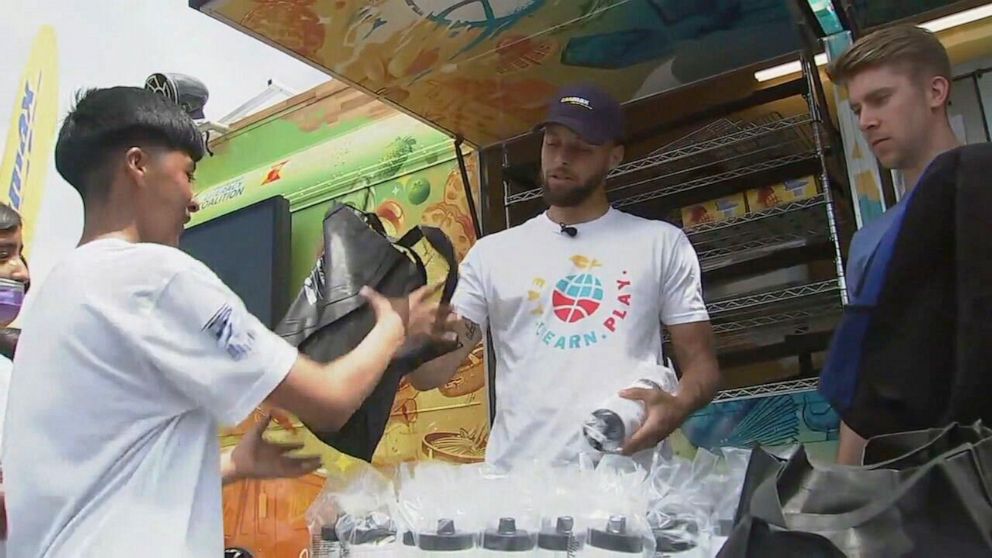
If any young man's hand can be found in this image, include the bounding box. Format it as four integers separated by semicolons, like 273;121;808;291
404;283;459;347
222;415;321;484
363;284;458;348
361;286;407;339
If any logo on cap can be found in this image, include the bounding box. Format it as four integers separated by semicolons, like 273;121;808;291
560;96;593;110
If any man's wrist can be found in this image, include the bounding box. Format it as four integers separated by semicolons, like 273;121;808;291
669;392;698;420
372;316;406;348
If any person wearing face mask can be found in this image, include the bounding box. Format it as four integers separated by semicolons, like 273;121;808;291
824;26;961;465
408;84;721;469
0;202;29;547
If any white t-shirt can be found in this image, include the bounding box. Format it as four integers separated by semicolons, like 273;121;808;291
2;239;297;557
452;208;709;469
0;355;10;558
0;354;11;460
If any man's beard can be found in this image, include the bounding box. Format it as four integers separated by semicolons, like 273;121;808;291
540;168;609;207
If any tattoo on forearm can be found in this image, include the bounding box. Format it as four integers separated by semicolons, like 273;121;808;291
463;319;481;342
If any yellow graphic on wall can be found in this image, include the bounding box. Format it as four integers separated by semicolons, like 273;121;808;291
0;25;59;257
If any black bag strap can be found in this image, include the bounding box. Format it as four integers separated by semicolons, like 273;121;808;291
396;225;460;304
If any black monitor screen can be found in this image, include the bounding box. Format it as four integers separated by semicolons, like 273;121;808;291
179;196;291;329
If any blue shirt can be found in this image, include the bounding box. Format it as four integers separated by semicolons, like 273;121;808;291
845;197;909;297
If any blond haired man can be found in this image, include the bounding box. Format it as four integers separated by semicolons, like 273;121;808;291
824;25;964;464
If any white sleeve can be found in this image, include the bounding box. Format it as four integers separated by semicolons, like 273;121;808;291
450;243;489;327
141;266;298;426
660;232;710;326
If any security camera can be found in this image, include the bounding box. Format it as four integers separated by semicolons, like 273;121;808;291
144;72;209;120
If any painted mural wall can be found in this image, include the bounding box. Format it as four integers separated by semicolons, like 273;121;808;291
196;0;806;145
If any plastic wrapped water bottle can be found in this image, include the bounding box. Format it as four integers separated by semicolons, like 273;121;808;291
416;518;475;556
313;525;342;558
583;379;662;454
481;517;536;556
586;516;644;557
537;516;583;557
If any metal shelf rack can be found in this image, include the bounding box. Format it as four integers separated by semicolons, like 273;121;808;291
504;112;818;208
689;193;833;272
664;280;844;350
713;377;822;403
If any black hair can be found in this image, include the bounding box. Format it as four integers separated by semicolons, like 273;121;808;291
0;327;19;360
54;86;205;201
0;203;22;233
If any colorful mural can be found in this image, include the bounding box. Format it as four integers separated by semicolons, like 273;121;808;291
195;0;805;145
190;112;455;225
677;389;840;462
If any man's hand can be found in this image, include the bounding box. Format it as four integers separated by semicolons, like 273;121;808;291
618;321;720;455
222;415;321;484
619;386;692;456
404;283;459;346
361;286;407;339
362;284;456;341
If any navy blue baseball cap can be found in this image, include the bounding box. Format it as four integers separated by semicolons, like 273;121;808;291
536;84;625;145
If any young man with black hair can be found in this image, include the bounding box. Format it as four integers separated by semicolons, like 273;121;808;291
410;85;720;469
2;87;454;556
823;25;975;464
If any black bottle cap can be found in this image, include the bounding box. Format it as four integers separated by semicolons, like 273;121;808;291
588;515;644;554
652;517;699;553
538;516;583;551
584;410;626;452
418;518;475;551
320;525;338;541
342;512;396;546
482;517;535;552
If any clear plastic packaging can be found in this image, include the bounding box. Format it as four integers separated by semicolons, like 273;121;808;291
418;518;476;556
582;455;656;557
581;363;680;458
531;460;594;557
583;378;661;454
400;530;418;557
645;445;752;556
305;460;400;557
476;468;540;555
481;516;537;555
311;524;343;558
537;515;583;557
586;515;646;556
336;510;397;556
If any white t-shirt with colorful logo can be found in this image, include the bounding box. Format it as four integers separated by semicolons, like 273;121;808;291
2;239;297;557
452;208;709;468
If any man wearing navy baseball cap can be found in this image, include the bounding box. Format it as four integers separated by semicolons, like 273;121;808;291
411;84;720;469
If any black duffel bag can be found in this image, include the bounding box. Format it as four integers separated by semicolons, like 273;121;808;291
275;203;459;461
719;421;992;557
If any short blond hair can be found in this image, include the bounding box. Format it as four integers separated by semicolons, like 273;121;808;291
828;24;951;85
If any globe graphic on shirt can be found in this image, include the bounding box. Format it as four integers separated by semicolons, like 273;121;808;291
551;274;604;323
